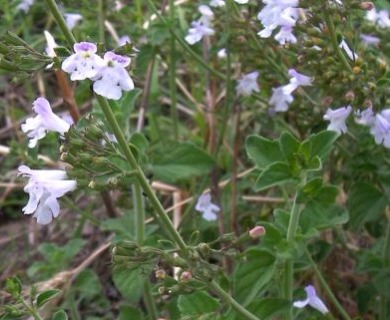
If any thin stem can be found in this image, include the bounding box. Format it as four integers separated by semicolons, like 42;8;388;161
209;280;261;320
168;0;179;139
323;11;353;73
306;249;352;320
144;0;226;80
133;182;145;246
20;299;43;320
143;280;159;319
98;0;105;44
96;95;188;254
284;174;306;320
44;0;76;47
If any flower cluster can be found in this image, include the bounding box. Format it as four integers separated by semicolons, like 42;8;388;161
366;7;390;28
257;0;300;45
61;42;134;100
19;97;76;224
269;69;312;112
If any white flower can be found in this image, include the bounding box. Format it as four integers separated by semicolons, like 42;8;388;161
293;285;329;315
355;107;375;126
339;39;358;61
91;52;134;100
21;98;71;148
44;30;58;69
269;85;294;112
198;5;214;24
18;165;76;225
62;42;105;81
377;10;390;28
210;0;225;7
235;0;249;3
365;8;377;23
64;13;83;31
195;193;220;221
283;69;312;94
372;111;390;148
217;48;227;59
323;105;352;134
236;71;260;96
17;0;34;13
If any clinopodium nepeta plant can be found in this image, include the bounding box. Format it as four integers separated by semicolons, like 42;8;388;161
1;0;390;319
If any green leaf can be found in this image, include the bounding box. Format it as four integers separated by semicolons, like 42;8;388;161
255;162;295;191
37;289;60;308
306;130;339;160
152;143;215;183
245;135;284;169
373;270;390;298
234;249;276;306
347;183;387;230
279;132;300;161
73;270;102;298
178;291;219;315
119;304;145;320
51;310;68;320
297;178;339;205
247;298;290;319
113;267;146;303
5;276;22;298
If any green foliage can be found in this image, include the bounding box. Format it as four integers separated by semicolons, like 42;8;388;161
177;291;220;316
36;289;60;308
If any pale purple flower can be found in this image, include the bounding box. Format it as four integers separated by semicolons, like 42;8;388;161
236;71;260;96
119;35;131;46
283;69;312;94
372;111;390;148
323;105;352;134
21;98;71;148
185;21;215;45
210;0;225;7
91;52;134;100
257;1;299;44
339;39;358;61
274;26;297;45
185;5;215;45
17;0;34;13
64;13;83;31
360;34;380;46
293;285;329;315
355;107;375;126
377;10;390;28
195;193;220;221
269;85;294;112
18;165;76;225
62;42;105;81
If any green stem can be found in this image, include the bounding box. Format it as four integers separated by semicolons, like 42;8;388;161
132;182;145;246
20;299;43;320
133;182;159;319
44;0;76;47
98;0;105;44
306;249;352;320
168;0;179;140
380;213;390;320
96;95;188;254
144;0;226;80
323;11;353;73
209;280;261;320
284;174;306;319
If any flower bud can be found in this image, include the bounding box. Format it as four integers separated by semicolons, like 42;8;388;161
321;96;333;107
249;226;266;239
155;269;166;280
180;271;192;282
359;2;374;10
345;91;355;101
88;180;96;189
